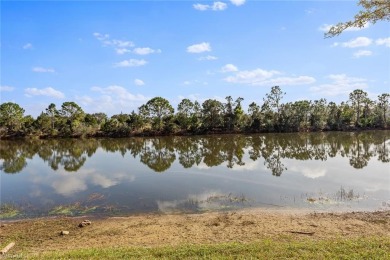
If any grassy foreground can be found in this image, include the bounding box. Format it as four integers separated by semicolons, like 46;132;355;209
24;237;389;259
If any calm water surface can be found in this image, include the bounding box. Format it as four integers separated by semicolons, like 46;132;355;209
1;131;389;219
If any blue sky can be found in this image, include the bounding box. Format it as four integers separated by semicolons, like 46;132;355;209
1;0;389;117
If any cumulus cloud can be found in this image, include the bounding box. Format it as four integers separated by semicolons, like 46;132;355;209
224;68;280;84
76;85;148;115
116;48;131;55
0;86;15;92
221;64;238;73
353;50;372;58
376;37;390;47
23;43;33;50
114;59;147;67
193;1;227;11
333;37;373;48
260;76;316;86
93;32;134;54
310;74;368;96
25;87;65;99
318;22;369;32
193;3;209;11
187;42;211;53
133;47;161;55
230;0;246;6
134;79;145;86
32;67;55;73
343;37;372;47
223;66;315;86
198;55;218;61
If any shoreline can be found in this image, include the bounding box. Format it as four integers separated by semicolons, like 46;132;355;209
1;208;389;255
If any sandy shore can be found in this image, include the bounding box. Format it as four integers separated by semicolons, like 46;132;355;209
1;209;389;254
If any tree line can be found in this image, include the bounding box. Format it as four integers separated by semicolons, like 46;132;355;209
0;86;389;138
1;131;388;175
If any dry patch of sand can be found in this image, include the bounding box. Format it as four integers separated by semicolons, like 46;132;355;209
1;209;389;254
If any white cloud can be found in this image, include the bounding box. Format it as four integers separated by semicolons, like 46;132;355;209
116;48;131;55
353;50;372;58
134;79;145;86
376;37;390;47
114;59;147;67
76;85;148;115
93;32;135;54
187;42;211;53
198;55;218;61
341;37;373;48
25;87;65;99
193;2;227;11
260;76;316;86
32;67;55;73
310;74;368;96
221;63;238;73
212;1;227;10
230;0;246;6
23;43;33;49
0;86;15;92
318;22;369;32
224;68;280;84
224;67;315;86
133;47;161;55
193;3;209;11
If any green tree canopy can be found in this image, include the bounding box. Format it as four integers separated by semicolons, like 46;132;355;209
0;102;25;134
325;0;390;38
142;97;174;131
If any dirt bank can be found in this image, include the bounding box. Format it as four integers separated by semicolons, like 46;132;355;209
1;209;389;255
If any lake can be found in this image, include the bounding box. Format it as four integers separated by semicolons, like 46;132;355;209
1;131;389;219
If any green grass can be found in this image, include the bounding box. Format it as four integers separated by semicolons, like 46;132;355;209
25;237;390;259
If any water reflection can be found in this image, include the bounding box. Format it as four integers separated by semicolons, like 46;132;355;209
1;131;389;176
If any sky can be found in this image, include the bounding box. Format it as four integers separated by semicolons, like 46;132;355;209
1;0;389;117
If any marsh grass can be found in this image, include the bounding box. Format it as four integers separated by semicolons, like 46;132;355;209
26;237;390;259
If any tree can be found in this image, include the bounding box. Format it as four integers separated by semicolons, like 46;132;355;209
0;102;25;134
177;98;196;131
247;102;261;130
310;99;328;131
349;89;368;126
263;86;285;130
45;103;58;130
142;97;174;131
201;99;224;130
325;0;390;38
59;102;85;135
377;93;390;127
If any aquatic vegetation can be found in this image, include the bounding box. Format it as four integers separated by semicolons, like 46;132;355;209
0;203;20;218
305;187;363;205
49;203;98;216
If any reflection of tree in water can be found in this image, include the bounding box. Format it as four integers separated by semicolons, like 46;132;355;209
260;135;287;177
224;135;246;168
174;137;202;168
1;131;389;175
0;140;38;173
140;138;176;172
376;138;390;163
201;137;227;167
342;133;374;169
37;139;98;172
